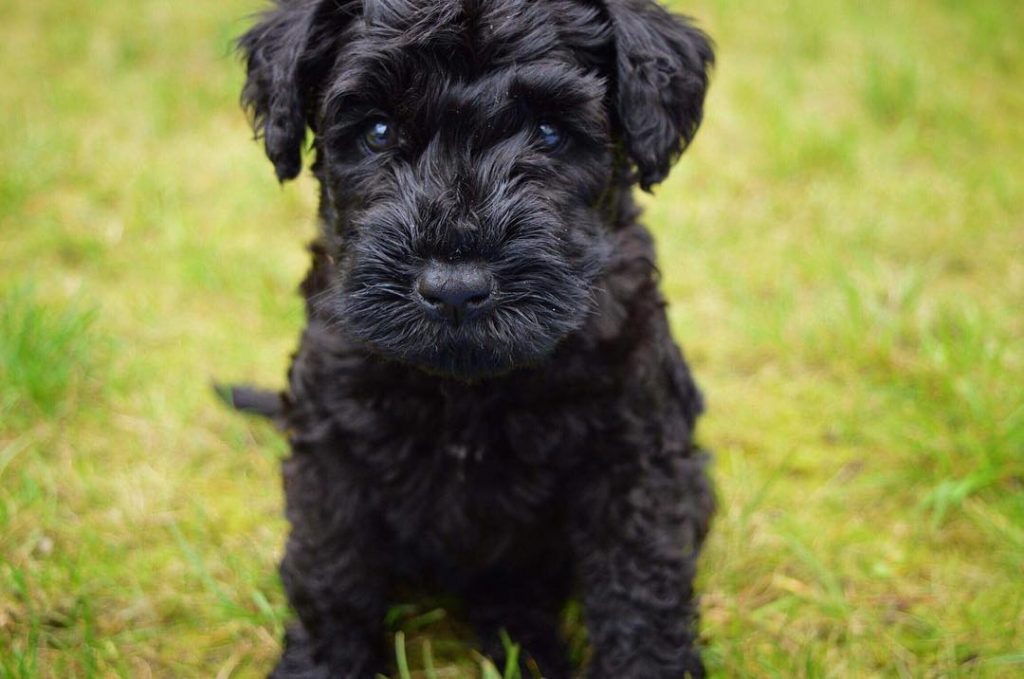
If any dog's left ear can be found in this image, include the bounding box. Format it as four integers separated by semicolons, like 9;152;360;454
605;0;714;191
238;1;357;182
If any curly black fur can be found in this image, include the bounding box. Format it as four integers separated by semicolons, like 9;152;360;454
232;1;715;677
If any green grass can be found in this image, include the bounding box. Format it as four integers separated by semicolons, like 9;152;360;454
0;287;101;427
1;0;1021;676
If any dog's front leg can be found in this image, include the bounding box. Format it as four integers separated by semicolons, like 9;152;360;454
271;440;389;679
571;454;712;679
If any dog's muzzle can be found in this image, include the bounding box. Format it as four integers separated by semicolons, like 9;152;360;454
415;261;494;325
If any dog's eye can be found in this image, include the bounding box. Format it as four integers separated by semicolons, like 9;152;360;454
537;121;564;151
363;119;397;153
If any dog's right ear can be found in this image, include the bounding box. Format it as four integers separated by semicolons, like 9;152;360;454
238;1;357;182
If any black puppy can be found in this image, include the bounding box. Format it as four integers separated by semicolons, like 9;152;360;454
230;0;714;676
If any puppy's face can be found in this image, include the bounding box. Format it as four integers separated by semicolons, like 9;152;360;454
241;0;713;380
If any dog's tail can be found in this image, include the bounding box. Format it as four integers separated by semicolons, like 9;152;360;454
214;382;285;421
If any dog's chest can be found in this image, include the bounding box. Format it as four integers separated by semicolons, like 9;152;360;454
391;422;555;535
358;390;584;574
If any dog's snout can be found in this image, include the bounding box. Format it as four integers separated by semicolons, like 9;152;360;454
416;262;493;323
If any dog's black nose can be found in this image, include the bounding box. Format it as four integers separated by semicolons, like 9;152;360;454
416;262;493;323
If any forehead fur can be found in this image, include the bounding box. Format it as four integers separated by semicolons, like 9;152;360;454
321;0;611;96
358;0;610;67
317;0;613;140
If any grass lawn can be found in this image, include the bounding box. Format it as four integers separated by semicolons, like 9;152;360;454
1;0;1022;676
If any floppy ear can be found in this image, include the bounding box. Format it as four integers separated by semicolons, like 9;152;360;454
238;1;356;182
606;0;714;191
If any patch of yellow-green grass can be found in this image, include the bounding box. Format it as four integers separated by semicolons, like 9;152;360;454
649;0;1023;675
1;0;1022;677
0;287;102;427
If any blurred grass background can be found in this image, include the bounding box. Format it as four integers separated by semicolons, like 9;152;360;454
0;0;1021;676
